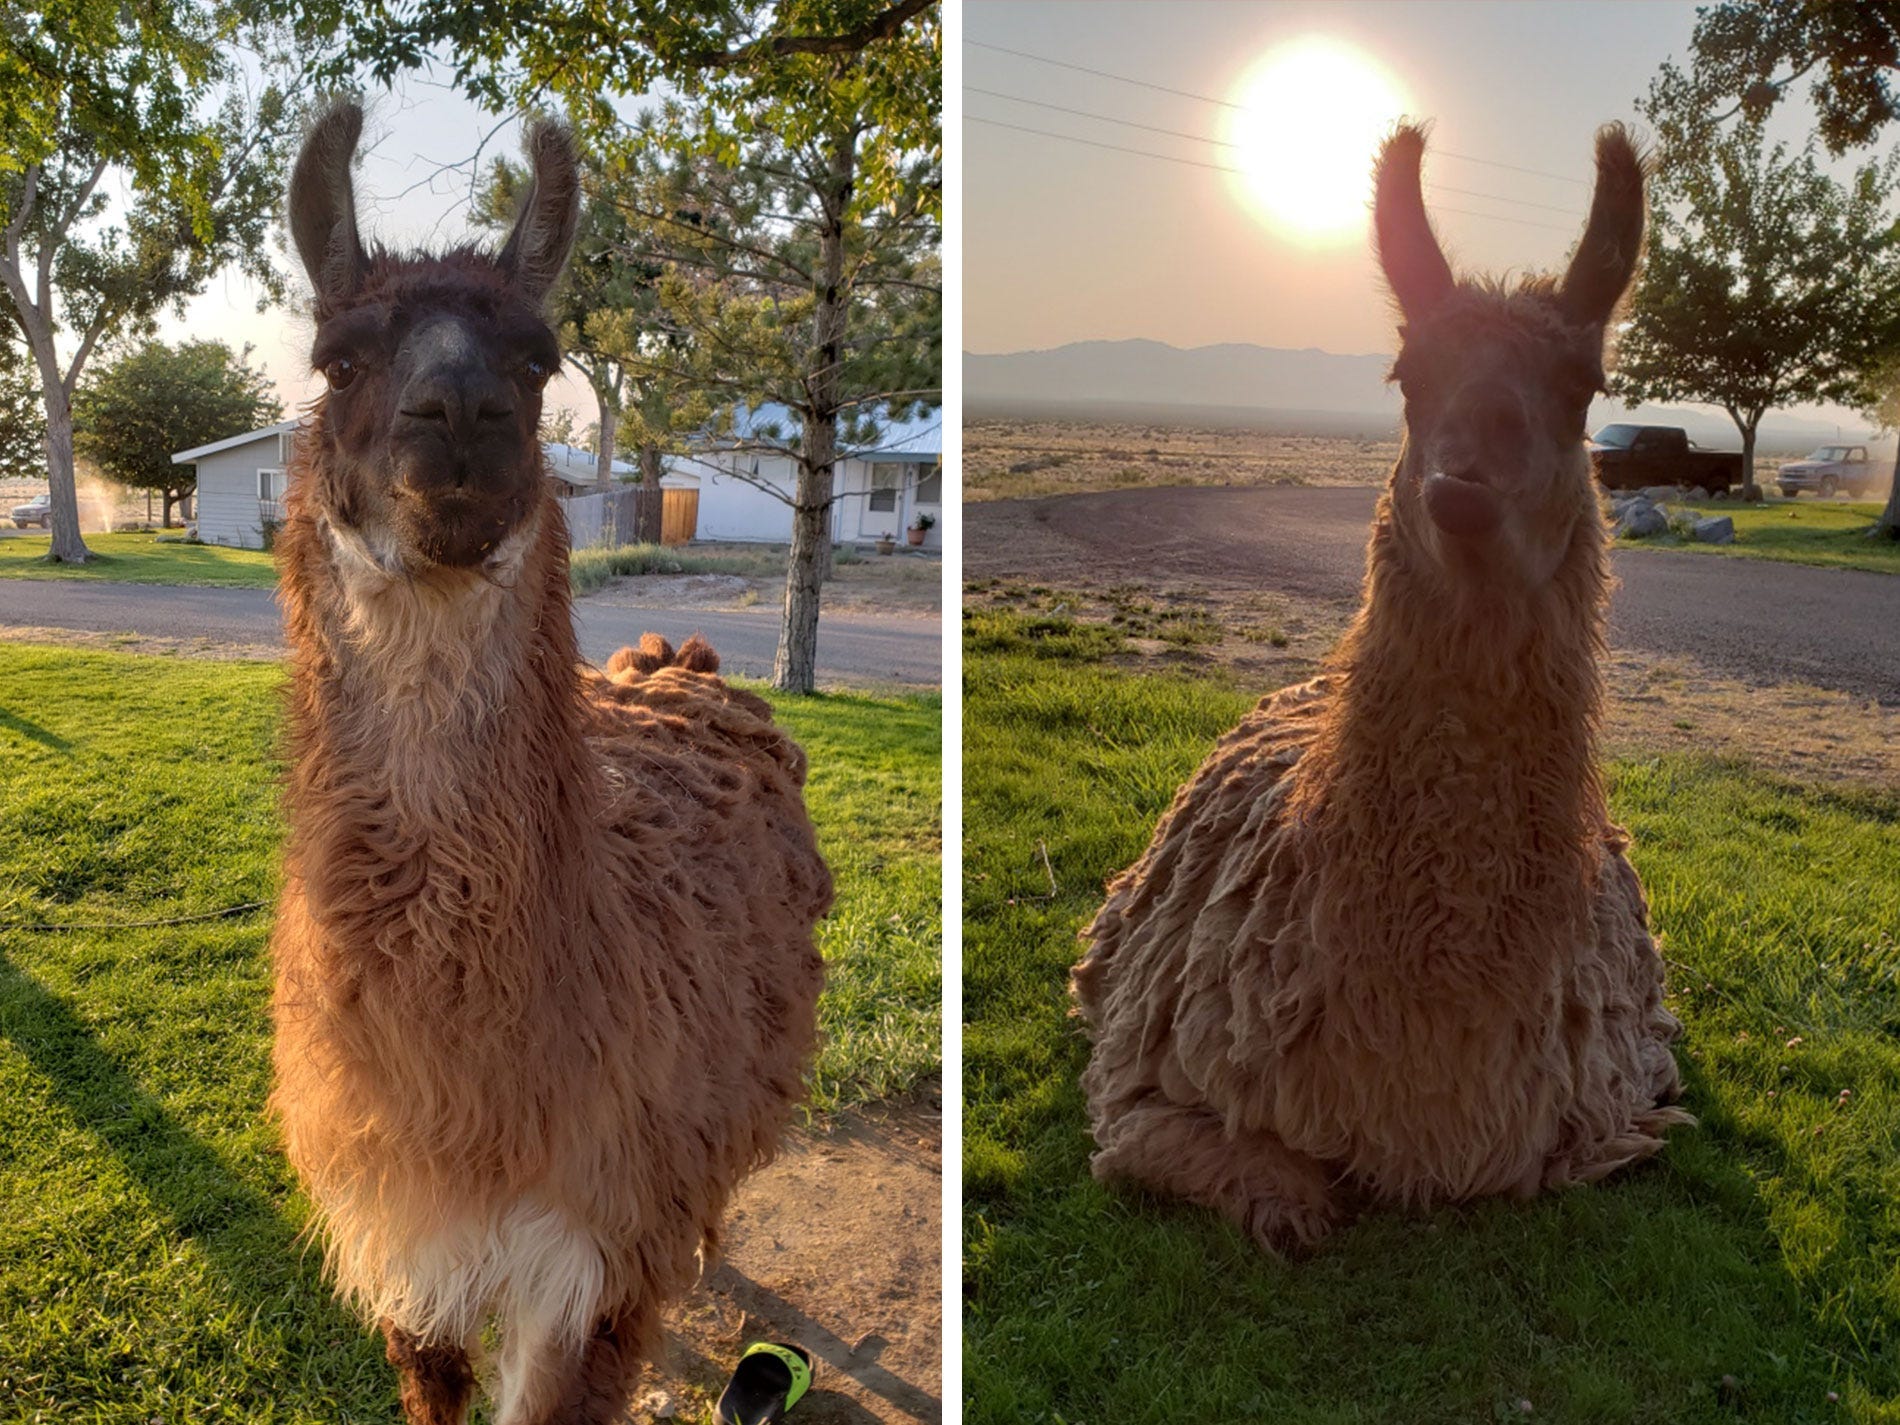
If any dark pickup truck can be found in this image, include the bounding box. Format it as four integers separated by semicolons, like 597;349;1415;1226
1588;424;1741;494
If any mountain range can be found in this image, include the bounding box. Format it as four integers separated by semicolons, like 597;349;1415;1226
965;339;1870;452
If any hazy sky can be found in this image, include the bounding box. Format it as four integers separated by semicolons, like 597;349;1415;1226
966;1;1763;357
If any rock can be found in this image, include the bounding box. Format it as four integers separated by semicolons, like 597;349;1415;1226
1693;515;1735;544
1616;500;1668;538
1642;484;1686;503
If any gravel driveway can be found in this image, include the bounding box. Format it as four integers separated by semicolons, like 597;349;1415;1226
968;486;1900;705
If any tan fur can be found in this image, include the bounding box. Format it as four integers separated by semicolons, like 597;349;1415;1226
271;474;830;1403
1073;124;1687;1253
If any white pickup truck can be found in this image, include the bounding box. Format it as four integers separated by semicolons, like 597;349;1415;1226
1776;445;1883;498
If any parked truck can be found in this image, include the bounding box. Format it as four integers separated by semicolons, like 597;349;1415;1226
1775;445;1884;498
1587;424;1741;495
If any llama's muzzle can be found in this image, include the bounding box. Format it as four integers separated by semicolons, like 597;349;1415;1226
1422;470;1504;537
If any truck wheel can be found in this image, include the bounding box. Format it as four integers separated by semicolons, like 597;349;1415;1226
1819;475;1838;497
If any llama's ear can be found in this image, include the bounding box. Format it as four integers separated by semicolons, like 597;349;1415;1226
289;101;369;310
499;120;581;306
1558;123;1648;328
1374;123;1455;323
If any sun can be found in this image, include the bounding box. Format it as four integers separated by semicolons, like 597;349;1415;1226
1226;37;1409;245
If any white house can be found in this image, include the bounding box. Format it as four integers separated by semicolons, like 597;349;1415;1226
174;420;300;549
672;404;942;550
173;424;696;550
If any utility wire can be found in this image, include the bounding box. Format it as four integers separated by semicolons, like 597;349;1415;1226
967;37;1591;187
966;85;1586;218
965;116;1578;233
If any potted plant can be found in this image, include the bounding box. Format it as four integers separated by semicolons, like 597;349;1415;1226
875;533;897;556
907;510;935;547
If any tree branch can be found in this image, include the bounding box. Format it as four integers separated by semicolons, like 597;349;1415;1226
684;0;934;70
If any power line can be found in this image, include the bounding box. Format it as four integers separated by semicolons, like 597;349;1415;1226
965;116;1579;233
967;37;1591;187
966;85;1586;218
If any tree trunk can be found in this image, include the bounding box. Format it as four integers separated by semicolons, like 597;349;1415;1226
1871;442;1900;539
162;488;174;528
637;444;664;544
1738;416;1759;501
19;316;88;561
594;392;618;491
771;127;858;695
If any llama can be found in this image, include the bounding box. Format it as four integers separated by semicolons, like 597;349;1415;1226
269;103;831;1424
1072;123;1690;1253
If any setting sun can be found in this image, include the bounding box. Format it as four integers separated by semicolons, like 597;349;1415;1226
1226;36;1408;245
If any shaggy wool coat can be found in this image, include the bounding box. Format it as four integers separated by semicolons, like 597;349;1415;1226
269;476;831;1353
1074;493;1688;1245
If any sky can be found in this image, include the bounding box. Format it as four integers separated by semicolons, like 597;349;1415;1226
962;0;1865;429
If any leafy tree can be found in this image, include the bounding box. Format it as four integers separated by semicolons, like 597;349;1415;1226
0;2;305;563
1652;0;1900;535
323;0;941;693
73;338;282;527
1611;119;1898;499
1654;0;1900;156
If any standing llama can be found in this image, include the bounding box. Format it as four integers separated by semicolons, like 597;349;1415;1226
270;103;831;1424
1073;123;1690;1253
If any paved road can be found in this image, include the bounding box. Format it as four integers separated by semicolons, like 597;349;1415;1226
970;486;1900;705
0;579;941;688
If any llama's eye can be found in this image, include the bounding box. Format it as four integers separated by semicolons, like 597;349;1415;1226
325;358;357;391
525;359;552;388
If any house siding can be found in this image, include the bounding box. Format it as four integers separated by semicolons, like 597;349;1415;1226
193;444;282;549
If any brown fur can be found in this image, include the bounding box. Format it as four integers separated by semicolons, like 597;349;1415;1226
1073;124;1688;1252
270;105;830;1422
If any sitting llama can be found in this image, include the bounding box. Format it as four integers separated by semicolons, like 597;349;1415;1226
1073;123;1690;1253
269;103;831;1424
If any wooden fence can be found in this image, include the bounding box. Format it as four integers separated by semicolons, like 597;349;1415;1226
563;487;698;548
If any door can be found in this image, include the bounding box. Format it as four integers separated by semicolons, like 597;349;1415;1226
856;463;905;541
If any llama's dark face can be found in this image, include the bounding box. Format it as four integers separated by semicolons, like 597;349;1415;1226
288;105;579;575
1373;124;1644;588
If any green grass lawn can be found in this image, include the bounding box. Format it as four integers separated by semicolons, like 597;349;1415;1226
0;531;280;587
965;612;1900;1425
0;642;938;1420
1617;498;1900;574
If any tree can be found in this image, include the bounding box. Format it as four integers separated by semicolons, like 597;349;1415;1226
0;3;304;563
1656;1;1900;156
323;0;941;694
1655;0;1900;535
1611;119;1897;498
599;109;938;585
72;338;281;526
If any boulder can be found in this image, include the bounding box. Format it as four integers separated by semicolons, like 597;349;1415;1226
1693;515;1736;545
1616;499;1669;538
1642;484;1687;503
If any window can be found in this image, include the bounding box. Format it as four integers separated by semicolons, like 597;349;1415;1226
916;463;942;505
869;466;900;512
257;468;284;500
277;430;296;466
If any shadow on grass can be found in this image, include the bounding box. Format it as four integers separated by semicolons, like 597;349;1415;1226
0;949;383;1401
0;707;71;751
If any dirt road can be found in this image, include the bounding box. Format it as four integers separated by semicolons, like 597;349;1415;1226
969;486;1900;704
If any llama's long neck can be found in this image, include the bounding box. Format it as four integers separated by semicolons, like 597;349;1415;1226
278;489;595;968
1290;480;1611;972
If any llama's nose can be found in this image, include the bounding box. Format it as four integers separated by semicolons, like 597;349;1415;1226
1444;381;1531;488
399;372;516;441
